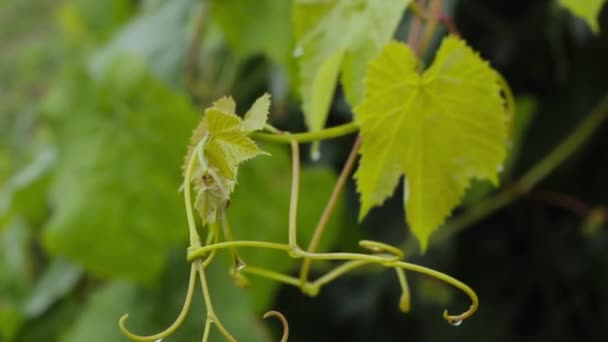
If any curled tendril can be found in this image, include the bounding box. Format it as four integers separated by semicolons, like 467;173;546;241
358;240;404;261
391;261;479;323
263;310;289;342
119;264;197;342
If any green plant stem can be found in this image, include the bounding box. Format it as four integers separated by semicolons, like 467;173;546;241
240;266;301;287
184;139;206;248
196;261;236;342
424;93;608;252
119;264;198;342
187;236;477;320
251;122;358;144
395;268;411;312
299;136;362;285
311;260;370;289
288;139;300;250
201;318;211;342
220;211;242;269
187;241;292;261
263;311;289;342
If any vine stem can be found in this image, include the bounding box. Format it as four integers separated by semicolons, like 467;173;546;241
196;261;236;342
420;93;608;253
119;264;198;342
299;136;362;285
252;122;358;144
288;138;301;250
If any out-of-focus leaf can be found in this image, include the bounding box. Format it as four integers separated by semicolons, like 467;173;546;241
0;146;55;227
59;0;135;43
91;0;198;86
210;0;293;66
0;219;31;341
43;58;197;283
22;259;82;318
558;0;606;33
65;253;269;342
229;144;343;311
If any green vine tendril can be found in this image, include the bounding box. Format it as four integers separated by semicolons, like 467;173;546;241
119;122;479;341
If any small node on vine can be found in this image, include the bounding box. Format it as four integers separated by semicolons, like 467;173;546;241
301;283;320;297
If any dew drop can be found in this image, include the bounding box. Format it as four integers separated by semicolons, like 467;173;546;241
448;319;463;327
235;258;247;271
293;46;304;58
311;149;321;161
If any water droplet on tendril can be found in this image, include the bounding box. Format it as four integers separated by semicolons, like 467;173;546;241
235;258;247;271
448;319;463;326
311;149;321;161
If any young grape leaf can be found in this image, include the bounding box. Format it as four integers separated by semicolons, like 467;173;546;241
558;0;606;33
183;94;270;225
294;0;409;134
242;93;271;132
355;37;508;250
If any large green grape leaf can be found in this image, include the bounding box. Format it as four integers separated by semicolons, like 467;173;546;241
42;58;197;283
354;37;508;250
294;0;409;133
559;0;606;33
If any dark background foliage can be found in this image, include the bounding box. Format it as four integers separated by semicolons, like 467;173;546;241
1;0;607;341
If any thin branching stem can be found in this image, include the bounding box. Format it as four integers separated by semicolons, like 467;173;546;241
119;264;198;342
288;138;301;250
263;311;289;342
299;136;362;285
252;122;358;144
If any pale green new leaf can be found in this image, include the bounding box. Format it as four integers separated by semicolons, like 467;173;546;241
242;93;271;132
185;94;269;225
294;0;409;133
355;37;508;250
559;0;606;33
204;109;242;134
212;96;237;114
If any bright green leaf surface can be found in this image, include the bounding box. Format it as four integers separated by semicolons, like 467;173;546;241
43;59;197;283
294;0;409;133
243;93;271;132
355;37;507;250
229;144;343;311
559;0;606;33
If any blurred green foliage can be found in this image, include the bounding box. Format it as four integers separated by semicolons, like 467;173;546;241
1;0;607;342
